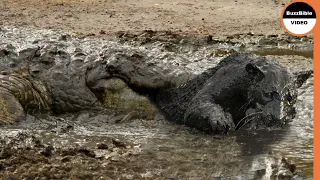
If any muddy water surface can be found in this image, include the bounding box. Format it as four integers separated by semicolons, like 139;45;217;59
0;27;314;179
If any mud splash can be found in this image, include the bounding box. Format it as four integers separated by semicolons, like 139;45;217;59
0;27;314;179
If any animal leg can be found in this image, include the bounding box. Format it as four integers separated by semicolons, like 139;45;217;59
184;101;235;134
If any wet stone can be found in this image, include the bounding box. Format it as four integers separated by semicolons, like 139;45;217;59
59;34;71;41
33;139;45;148
258;38;278;45
270;158;302;180
61;156;71;163
0;146;13;159
0;163;5;171
97;143;109;150
40;145;54;157
78;148;96;158
112;139;127;148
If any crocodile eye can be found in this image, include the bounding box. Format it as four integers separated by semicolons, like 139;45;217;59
30;67;41;77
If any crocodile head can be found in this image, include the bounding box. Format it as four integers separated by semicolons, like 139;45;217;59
85;48;184;98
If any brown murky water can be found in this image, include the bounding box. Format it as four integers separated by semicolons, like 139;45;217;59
0;27;314;179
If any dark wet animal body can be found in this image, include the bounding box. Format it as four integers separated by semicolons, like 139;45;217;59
153;53;294;133
92;52;311;134
0;44;311;134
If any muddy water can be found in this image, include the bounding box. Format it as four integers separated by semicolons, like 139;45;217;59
0;27;314;179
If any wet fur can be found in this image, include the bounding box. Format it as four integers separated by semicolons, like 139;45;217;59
120;53;295;134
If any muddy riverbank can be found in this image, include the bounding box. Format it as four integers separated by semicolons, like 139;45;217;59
0;26;314;179
0;0;293;36
0;0;314;178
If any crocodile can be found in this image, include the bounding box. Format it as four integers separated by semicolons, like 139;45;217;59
0;44;104;124
0;44;312;134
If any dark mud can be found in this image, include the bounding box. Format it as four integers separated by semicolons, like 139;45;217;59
116;30;313;58
0;116;310;179
0;27;314;179
0;132;142;179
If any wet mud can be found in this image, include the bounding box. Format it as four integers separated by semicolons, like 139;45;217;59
0;27;314;179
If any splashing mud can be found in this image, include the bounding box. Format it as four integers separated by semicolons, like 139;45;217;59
0;27;313;179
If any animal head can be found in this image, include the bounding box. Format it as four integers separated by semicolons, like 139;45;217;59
237;57;296;129
85;48;182;97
